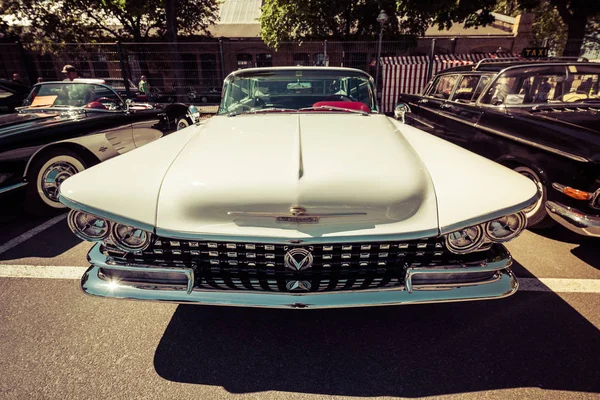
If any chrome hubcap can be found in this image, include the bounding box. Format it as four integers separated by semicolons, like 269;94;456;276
41;162;78;202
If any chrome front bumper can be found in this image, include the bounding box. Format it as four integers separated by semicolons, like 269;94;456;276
545;201;600;237
82;242;518;309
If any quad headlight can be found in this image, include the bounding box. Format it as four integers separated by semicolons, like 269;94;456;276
67;210;152;253
445;212;526;254
110;223;152;252
67;210;110;241
485;212;526;242
445;225;485;254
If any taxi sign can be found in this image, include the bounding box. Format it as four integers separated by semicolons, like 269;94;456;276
521;48;549;58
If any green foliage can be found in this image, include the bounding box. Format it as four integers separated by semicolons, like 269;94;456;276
260;0;401;49
0;0;219;44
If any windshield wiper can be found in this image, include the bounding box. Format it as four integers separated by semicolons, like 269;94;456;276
299;106;369;116
228;108;298;117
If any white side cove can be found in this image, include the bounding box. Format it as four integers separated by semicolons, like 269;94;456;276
392;119;539;234
59;127;197;229
155;114;439;240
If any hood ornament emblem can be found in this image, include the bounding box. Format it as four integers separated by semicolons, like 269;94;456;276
284;248;314;271
286;280;312;292
227;206;366;224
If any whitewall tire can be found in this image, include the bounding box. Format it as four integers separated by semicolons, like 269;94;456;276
26;150;86;215
176;118;190;131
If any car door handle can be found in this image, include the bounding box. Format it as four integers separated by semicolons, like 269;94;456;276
418;99;428;104
440;103;452;109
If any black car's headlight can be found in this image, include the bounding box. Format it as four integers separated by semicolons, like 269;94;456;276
67;209;152;252
445;212;526;254
67;210;110;241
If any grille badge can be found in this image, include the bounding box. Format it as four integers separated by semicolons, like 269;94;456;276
284;248;314;271
286;280;312;291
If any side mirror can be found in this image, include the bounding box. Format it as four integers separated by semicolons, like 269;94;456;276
394;103;411;123
187;105;201;124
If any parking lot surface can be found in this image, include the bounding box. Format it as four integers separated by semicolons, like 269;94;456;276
0;194;598;400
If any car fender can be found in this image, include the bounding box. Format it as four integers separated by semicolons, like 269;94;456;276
23;132;119;178
494;154;549;185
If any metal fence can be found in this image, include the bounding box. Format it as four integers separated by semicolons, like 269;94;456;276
1;38;597;103
0;39;421;101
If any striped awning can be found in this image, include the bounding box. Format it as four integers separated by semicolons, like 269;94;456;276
380;53;515;113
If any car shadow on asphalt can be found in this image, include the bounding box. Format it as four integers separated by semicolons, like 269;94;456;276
529;226;599;270
153;274;600;397
0;213;82;261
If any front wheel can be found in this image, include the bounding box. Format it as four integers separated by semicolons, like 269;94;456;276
514;165;554;229
25;150;86;215
176;117;190;130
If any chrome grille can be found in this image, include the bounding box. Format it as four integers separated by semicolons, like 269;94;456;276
108;238;467;293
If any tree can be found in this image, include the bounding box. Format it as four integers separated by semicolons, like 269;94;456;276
260;0;402;48
495;0;600;56
0;0;219;43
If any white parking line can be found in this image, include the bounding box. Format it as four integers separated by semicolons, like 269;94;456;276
0;265;87;279
0;265;599;294
0;214;67;255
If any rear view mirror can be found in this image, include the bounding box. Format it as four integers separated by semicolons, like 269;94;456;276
394;103;411;123
187;105;201;124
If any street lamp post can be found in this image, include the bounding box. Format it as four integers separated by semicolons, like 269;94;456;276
374;10;389;101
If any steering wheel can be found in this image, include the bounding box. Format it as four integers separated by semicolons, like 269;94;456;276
323;94;357;102
90;97;121;110
560;90;589;103
233;104;253;113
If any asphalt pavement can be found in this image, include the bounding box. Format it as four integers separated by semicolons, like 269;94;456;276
0;192;598;400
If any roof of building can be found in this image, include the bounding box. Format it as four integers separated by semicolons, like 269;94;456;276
208;0;515;39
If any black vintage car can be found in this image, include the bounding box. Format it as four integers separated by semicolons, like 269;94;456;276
0;78;31;114
395;58;600;237
0;80;192;214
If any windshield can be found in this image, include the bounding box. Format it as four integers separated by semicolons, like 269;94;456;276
218;69;377;115
481;65;600;106
22;82;123;110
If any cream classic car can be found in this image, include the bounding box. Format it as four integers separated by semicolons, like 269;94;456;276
59;67;538;309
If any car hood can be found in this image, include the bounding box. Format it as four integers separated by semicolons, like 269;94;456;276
60;114;538;241
155;114;438;240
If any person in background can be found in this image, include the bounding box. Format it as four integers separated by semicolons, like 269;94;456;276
61;65;79;81
138;75;149;94
12;73;23;84
37;77;43;83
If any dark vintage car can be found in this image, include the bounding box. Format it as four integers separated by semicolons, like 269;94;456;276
0;78;31;114
0;80;191;214
395;58;600;237
187;87;221;104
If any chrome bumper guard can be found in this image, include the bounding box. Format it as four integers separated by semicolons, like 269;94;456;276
82;242;518;309
545;201;600;238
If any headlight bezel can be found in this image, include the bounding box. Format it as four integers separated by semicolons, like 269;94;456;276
67;210;110;242
444;211;527;254
484;212;526;242
67;209;152;253
110;222;153;253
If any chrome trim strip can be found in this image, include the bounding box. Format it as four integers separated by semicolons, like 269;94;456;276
0;181;27;195
153;227;440;244
227;211;368;217
81;243;516;308
440;192;539;235
59;194;155;233
545;201;600;238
